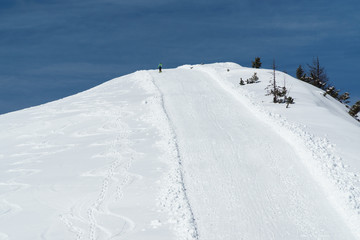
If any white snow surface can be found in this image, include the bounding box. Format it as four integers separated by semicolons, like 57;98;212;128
0;62;360;239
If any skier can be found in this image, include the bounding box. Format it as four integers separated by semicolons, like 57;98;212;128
158;63;162;73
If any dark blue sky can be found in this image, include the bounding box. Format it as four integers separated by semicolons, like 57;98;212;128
1;0;359;114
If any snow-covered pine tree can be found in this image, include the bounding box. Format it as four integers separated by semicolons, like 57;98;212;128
265;60;288;104
339;92;350;105
246;73;259;84
271;60;278;103
349;101;360;117
266;60;279;103
324;86;340;99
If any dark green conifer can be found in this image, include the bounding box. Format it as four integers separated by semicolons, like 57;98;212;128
339;92;350;104
296;65;305;80
308;57;329;90
349;101;360;117
252;57;262;68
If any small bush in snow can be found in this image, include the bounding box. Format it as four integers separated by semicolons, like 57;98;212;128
266;60;282;103
266;85;287;103
266;60;293;107
246;73;259;84
285;96;295;108
239;78;245;85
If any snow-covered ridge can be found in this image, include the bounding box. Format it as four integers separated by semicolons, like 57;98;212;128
0;62;359;239
191;63;360;237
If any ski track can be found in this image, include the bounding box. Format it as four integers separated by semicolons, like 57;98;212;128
149;65;359;239
59;104;137;240
139;71;199;240
0;92;140;239
195;64;360;238
86;129;135;240
0;199;22;217
0;72;177;239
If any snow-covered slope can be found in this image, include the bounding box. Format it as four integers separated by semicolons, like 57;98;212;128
0;63;359;240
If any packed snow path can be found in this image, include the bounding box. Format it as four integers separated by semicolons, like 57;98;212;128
150;66;356;239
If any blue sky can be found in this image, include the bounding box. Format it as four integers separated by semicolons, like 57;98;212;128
0;0;359;114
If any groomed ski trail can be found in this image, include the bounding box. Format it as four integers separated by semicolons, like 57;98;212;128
141;71;199;240
150;66;357;240
195;63;360;238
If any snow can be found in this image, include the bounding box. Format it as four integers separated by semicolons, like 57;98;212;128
0;62;360;239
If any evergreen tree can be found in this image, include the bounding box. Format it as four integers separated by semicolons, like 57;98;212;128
296;65;305;80
339;92;351;104
307;57;329;90
349;101;360;117
270;60;278;103
324;86;340;99
265;60;282;103
286;96;294;108
252;57;262;68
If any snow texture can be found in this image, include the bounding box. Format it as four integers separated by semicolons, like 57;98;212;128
0;63;359;239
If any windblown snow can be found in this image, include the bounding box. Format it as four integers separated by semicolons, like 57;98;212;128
0;63;360;240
